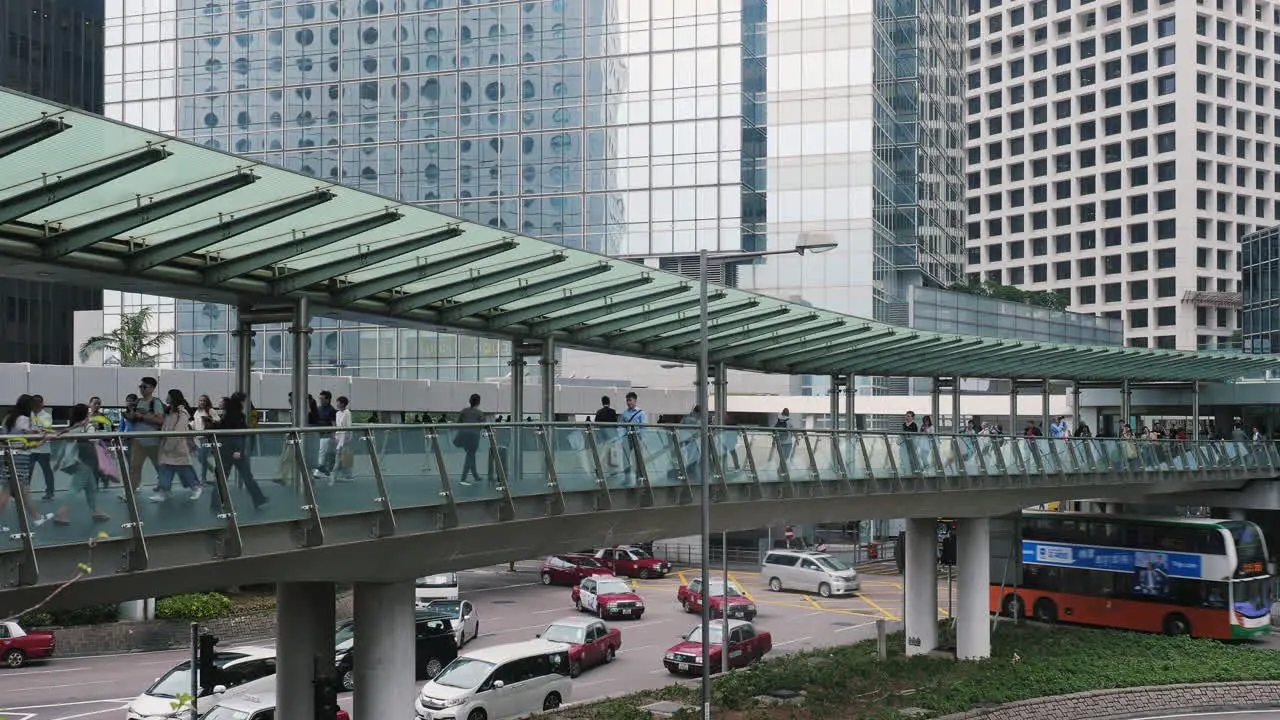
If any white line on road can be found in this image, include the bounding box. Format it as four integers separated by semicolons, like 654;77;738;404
0;699;134;711
51;706;129;720
834;621;878;633
774;636;814;647
7;680;120;693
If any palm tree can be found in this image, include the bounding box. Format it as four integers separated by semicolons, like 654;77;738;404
78;307;175;367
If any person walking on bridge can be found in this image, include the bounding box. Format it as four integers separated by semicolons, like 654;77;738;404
456;393;486;486
0;394;53;531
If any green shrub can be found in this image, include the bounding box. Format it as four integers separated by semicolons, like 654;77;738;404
20;603;119;628
156;593;233;621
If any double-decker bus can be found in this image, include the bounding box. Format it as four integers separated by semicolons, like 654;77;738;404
990;512;1272;639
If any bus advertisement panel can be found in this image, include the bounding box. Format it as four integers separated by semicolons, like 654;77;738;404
991;513;1272;639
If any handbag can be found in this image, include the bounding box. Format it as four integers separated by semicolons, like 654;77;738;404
95;442;121;482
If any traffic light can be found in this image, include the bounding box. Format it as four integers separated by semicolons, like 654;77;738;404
940;533;957;566
197;633;220;694
314;675;341;720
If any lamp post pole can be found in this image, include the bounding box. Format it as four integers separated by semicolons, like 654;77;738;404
698;248;712;720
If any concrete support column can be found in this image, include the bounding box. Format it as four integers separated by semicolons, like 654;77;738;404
276;582;336;719
1041;380;1051;433
289;298;311;428
353;581;416;719
1192;381;1201;441
845;378;857;431
904;517;938;656
828;375;842;431
1121;379;1132;428
1008;382;1018;434
956;517;991;660
930;379;941;429
1071;383;1082;431
233;309;255;399
510;355;526;422
951;376;962;432
539;339;557;422
713;362;728;426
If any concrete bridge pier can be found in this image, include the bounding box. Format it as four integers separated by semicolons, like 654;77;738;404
955;517;991;660
353;580;417;719
904;517;938;656
276;582;336;719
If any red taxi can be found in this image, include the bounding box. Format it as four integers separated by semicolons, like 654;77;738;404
677;576;758;621
594;545;671;579
663;620;772;675
1;620;54;668
571;575;645;620
541;553;614;586
536;617;622;677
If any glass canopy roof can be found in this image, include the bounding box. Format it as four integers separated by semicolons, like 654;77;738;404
0;87;1272;382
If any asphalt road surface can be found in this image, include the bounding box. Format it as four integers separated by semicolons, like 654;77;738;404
0;561;928;719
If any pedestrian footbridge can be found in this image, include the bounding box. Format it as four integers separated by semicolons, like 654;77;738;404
0;423;1272;613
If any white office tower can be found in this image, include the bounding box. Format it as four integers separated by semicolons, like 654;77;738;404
962;0;1280;351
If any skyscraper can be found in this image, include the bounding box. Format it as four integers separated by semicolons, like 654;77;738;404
0;0;105;365
963;0;1259;351
102;1;966;383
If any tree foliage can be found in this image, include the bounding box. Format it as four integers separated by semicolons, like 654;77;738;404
948;280;1071;311
78;306;175;367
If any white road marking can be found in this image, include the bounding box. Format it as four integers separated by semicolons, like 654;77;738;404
0;698;133;710
51;706;129;720
774;636;814;647
834;621;878;633
7;680;119;693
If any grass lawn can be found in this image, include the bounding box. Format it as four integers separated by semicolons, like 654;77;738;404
551;621;1280;719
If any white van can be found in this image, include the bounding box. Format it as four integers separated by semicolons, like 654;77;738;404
196;675;351;720
414;639;572;720
761;549;860;597
416;573;461;606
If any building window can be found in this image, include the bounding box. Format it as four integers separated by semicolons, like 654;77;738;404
1130;308;1149;328
1155;248;1177;268
1156;306;1177;327
1130;279;1149;300
1156;276;1177;297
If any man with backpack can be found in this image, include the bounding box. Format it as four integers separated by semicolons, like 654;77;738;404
126;377;166;493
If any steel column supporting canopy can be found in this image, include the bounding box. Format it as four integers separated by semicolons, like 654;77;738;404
699;314;820;354
0;117;66;159
331;239;518;305
431;261;608;320
487;276;653;330
600;299;758;346
708;320;848;363
127;189;336;273
571;293;727;340
201;210;404;285
527;284;692;335
644;307;791;352
747;325;880;364
0;146;170;226
762;330;899;370
41;171;259;259
271;225;464;294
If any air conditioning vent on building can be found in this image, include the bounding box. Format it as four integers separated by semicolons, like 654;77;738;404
657;256;739;287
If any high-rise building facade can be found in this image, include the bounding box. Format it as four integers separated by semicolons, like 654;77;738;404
0;0;105;365
102;0;965;381
963;0;1264;352
1242;223;1280;353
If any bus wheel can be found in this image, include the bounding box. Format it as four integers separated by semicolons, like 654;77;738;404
1002;593;1025;618
1163;613;1192;636
1032;598;1058;624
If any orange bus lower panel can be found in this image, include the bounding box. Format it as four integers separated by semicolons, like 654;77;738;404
988;585;1232;640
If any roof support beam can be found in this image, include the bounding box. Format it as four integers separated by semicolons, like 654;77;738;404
0;118;67;160
202;210;404;285
528;284;693;335
701;315;819;353
271;224;464;295
572;293;728;340
805;334;946;374
747;325;880;364
127;189;335;273
42;171;258;260
331;239;517;305
600;299;758;346
709;320;848;363
488;276;654;330
851;338;1000;376
644;307;791;353
0;147;170;227
397;254;580;316
761;330;899;369
435;260;609;319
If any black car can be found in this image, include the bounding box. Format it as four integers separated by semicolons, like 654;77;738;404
335;612;458;691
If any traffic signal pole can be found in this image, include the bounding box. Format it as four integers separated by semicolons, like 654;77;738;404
189;623;198;716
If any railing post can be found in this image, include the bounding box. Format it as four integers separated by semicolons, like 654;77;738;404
3;448;37;586
425;428;459;529
799;431;823;495
771;431;794;500
486;426;517;521
362;428;397;537
111;436;149;572
582;426;613;511
206;432;243;559
289;430;325;548
536;424;566;516
666;426;694;505
626;426;656;507
738;430;764;500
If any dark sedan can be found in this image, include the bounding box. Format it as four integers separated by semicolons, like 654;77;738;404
335;612;457;691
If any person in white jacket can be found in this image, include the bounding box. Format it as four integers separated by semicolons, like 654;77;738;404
332;396;353;482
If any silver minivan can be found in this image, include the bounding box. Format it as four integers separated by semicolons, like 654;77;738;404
761;550;860;597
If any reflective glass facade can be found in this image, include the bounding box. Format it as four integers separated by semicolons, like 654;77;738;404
0;0;105;366
103;0;964;379
1243;225;1280;355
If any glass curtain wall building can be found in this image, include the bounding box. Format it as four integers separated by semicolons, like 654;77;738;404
103;0;964;380
1242;224;1280;355
0;0;105;365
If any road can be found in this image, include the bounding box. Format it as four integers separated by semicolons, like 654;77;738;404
0;561;926;719
1134;714;1280;719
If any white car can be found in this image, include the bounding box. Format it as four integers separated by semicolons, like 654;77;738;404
423;599;480;646
416;573;460;606
415;640;571;720
126;645;276;720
